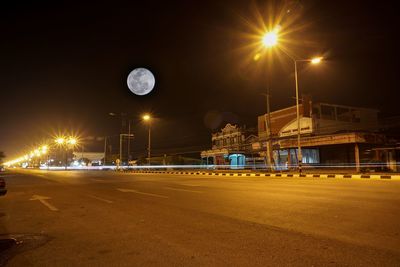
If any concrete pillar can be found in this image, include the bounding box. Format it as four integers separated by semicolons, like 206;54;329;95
374;150;380;161
388;150;396;172
355;143;360;172
287;149;291;170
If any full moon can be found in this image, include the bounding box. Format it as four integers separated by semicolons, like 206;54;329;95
127;68;155;96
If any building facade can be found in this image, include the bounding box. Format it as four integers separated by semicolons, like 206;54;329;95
72;151;104;166
201;100;398;172
201;124;258;169
255;100;396;171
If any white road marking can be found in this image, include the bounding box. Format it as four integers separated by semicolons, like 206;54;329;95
91;178;105;182
163;187;203;194
30;195;59;211
179;183;203;187
0;174;17;178
87;195;113;203
117;188;169;198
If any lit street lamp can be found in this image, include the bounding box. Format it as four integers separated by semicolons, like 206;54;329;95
142;114;151;166
55;136;78;169
55;137;65;145
261;28;279;47
261;28;323;173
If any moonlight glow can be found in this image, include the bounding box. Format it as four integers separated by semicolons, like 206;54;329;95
127;68;155;96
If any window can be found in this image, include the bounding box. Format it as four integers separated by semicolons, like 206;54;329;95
336;107;351;122
312;107;320;119
352;109;361;123
320;105;335;120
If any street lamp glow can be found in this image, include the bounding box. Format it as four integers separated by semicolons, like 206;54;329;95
262;31;278;47
55;137;65;144
142;114;151;121
311;57;323;64
41;145;48;154
67;138;77;145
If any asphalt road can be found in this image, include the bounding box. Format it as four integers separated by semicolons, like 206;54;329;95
1;169;400;266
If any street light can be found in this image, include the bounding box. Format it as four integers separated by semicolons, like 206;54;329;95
55;137;65;145
41;145;48;154
142;114;151;166
260;28;323;173
311;57;323;65
262;29;279;47
109;112;134;165
67;138;77;145
54;136;78;169
142;114;150;121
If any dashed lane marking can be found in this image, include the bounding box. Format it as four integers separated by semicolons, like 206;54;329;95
87;195;113;203
117;188;169;199
163;187;203;194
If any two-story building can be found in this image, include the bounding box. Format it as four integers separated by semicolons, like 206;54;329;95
200;124;258;169
255;99;395;171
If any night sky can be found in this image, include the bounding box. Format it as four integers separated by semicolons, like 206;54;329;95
1;0;399;159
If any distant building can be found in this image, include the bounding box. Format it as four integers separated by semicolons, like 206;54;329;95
201;123;259;169
73;152;104;166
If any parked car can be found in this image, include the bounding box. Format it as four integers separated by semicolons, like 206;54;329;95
0;178;7;196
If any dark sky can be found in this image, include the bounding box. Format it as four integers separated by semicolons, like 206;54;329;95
1;0;399;159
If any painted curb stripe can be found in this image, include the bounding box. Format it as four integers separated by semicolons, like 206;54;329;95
132;171;399;179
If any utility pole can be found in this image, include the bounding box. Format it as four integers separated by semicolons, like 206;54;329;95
64;147;67;170
103;136;107;165
119;134;123;164
148;123;151;166
127;120;131;165
142;114;152;166
294;60;302;173
263;90;273;172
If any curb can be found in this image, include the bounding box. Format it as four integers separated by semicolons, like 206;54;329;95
127;170;400;180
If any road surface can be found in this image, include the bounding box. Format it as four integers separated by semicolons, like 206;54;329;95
1;169;400;266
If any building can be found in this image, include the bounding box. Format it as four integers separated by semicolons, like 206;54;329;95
72;152;104;166
255;99;396;171
201;99;398;172
201;124;258;169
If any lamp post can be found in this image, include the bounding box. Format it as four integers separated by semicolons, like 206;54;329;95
142;114;151;166
55;136;77;170
261;28;323;173
261;92;273;172
109;112;134;165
